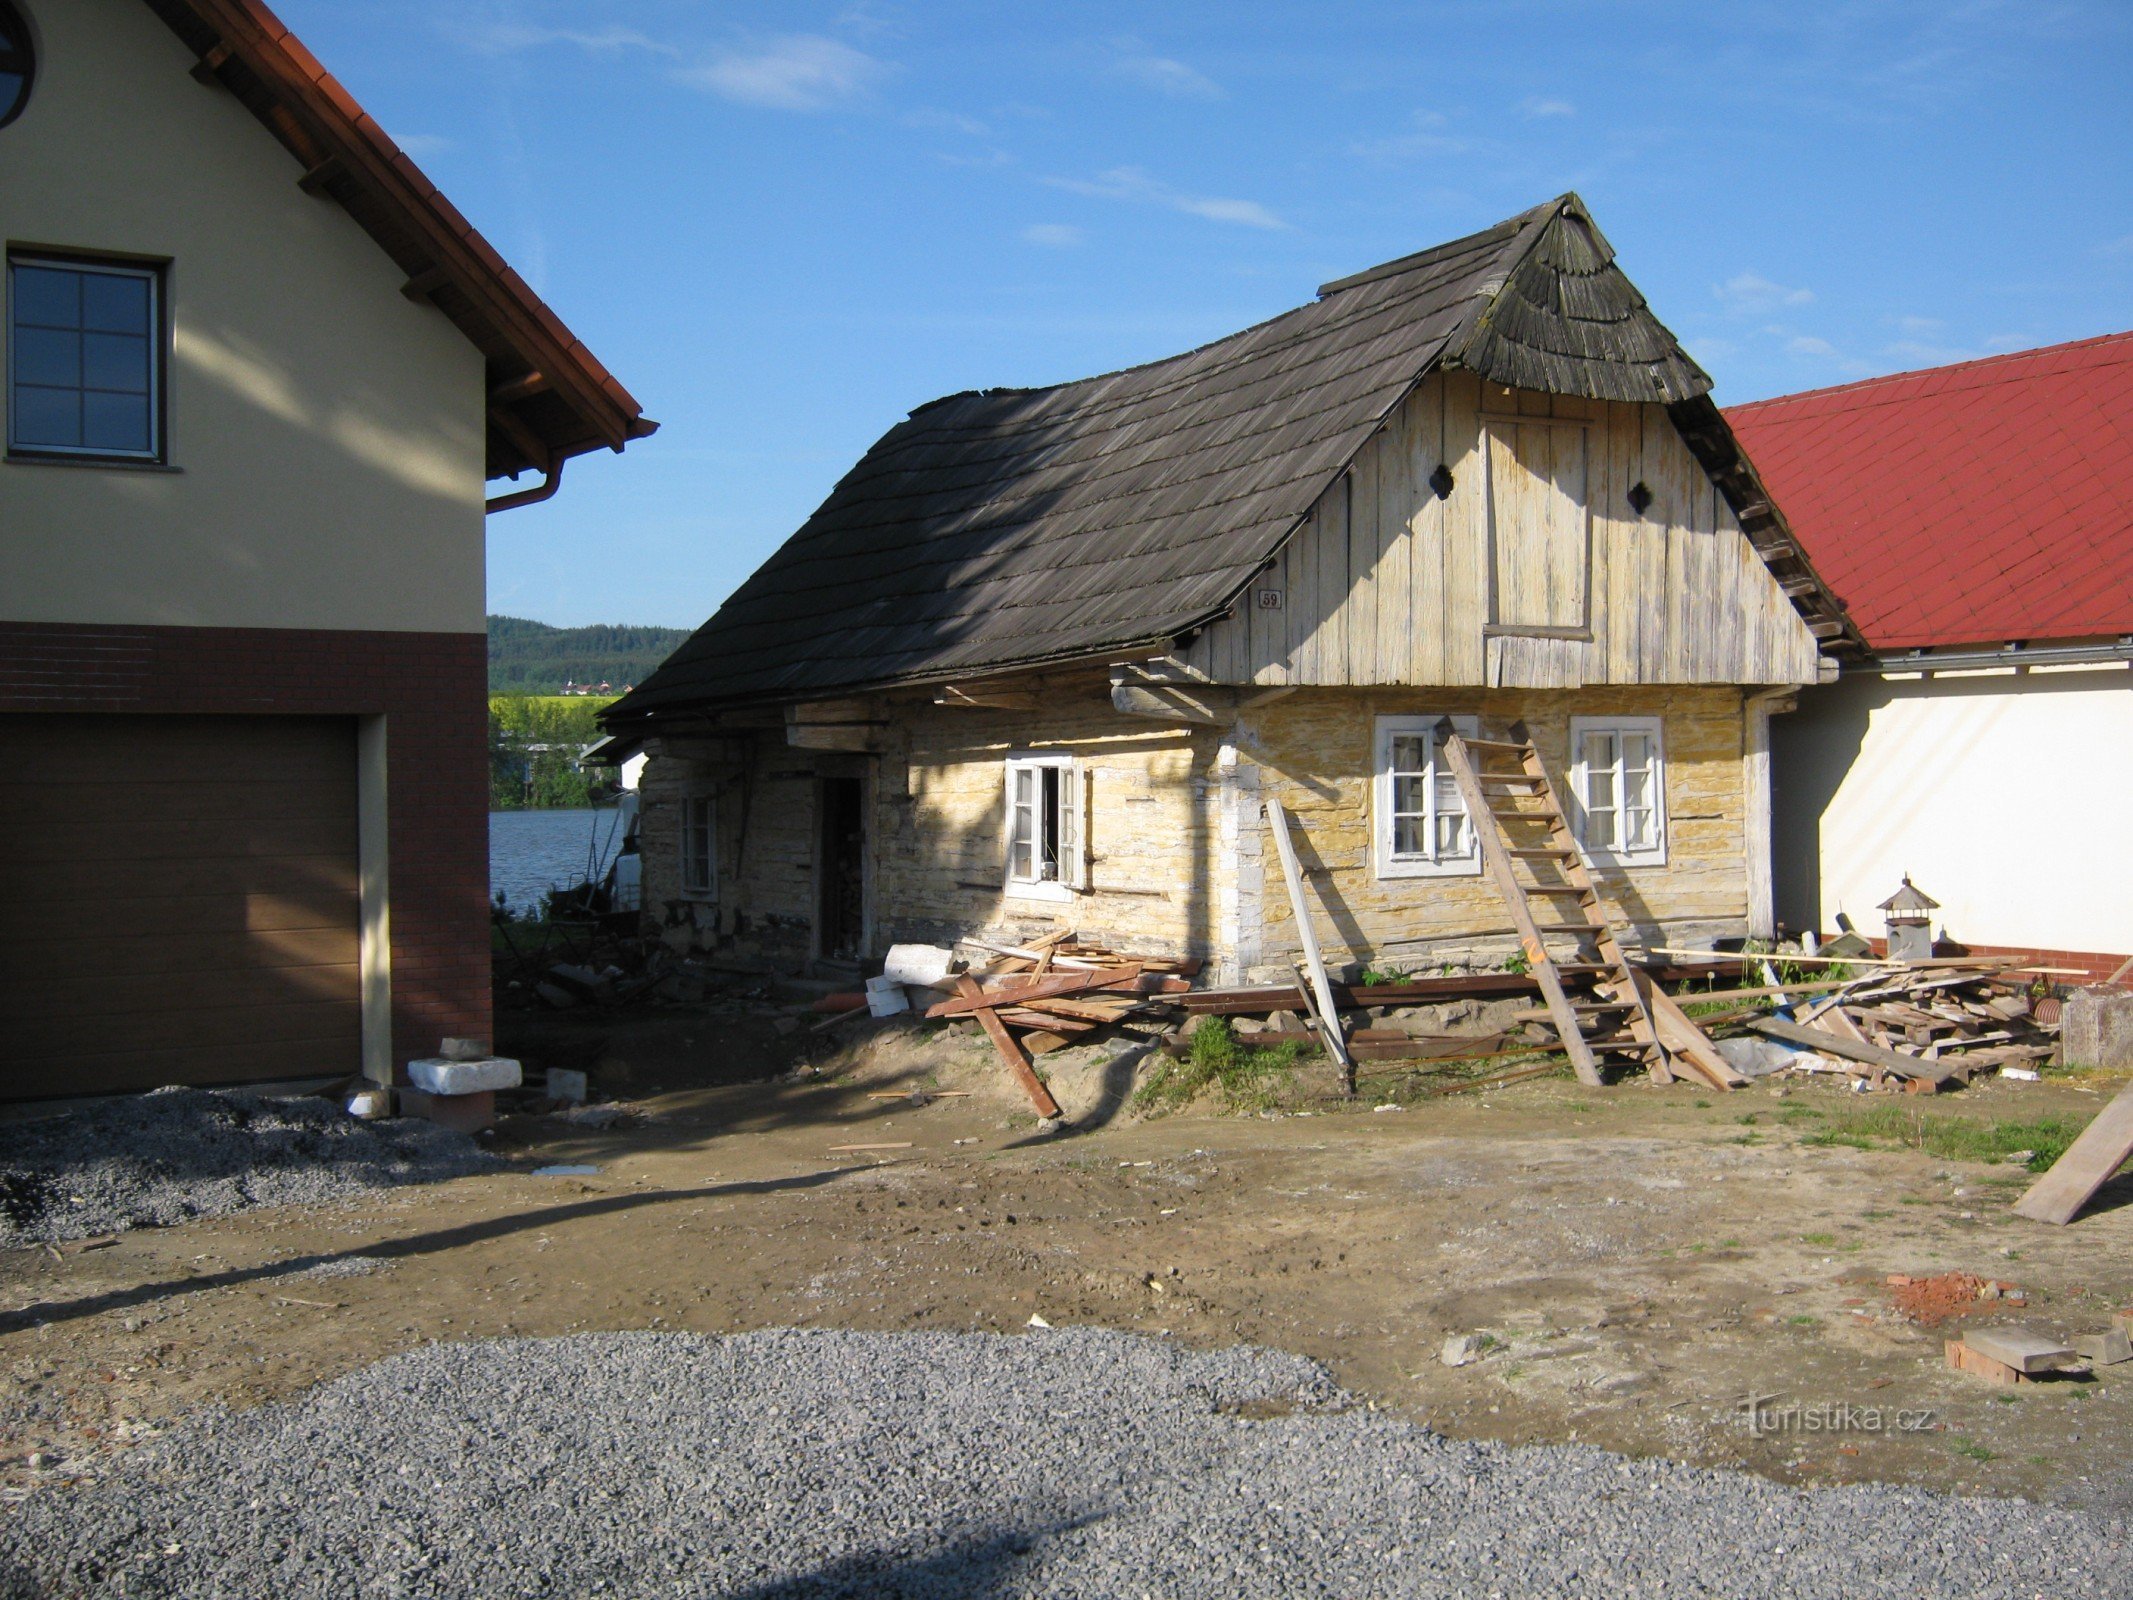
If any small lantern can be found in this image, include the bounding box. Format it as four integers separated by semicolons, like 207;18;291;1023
1877;875;1939;962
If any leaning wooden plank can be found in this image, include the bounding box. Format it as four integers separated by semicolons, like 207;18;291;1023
2013;1077;2133;1225
1264;799;1356;1091
1749;1016;1961;1083
955;976;1063;1118
1018;996;1140;1023
925;965;1142;1018
1627;976;1746;1088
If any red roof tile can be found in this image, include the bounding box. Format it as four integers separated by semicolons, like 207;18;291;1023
1726;333;2133;651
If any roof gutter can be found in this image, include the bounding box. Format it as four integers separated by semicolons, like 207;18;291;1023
485;455;564;515
1850;638;2133;677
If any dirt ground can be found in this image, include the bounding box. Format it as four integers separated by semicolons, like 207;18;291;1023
5;1000;2130;1520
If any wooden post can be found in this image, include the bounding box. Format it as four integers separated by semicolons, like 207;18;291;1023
1264;799;1355;1092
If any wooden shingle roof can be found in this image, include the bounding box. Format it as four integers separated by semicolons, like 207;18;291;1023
614;194;1713;721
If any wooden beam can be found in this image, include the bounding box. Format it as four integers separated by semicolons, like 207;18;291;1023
1264;799;1354;1091
489;370;551;406
1749;1016;1959;1083
954;977;1061;1118
934;684;1041;711
400;266;451;304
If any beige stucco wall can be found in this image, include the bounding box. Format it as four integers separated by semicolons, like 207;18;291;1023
0;0;487;633
1772;667;2133;955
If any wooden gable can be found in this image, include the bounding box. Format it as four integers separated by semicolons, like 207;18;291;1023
1178;372;1824;689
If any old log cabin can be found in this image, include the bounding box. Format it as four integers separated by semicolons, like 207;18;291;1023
602;196;1860;985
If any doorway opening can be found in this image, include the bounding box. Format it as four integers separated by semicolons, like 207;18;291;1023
816;775;866;962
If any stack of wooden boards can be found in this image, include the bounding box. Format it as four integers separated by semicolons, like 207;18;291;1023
1744;958;2061;1092
923;934;1194;1115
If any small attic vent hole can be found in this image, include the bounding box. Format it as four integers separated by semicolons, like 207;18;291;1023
1428;464;1455;501
1626;481;1654;516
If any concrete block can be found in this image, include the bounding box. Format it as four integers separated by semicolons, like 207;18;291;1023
408;1056;522;1095
441;1037;491;1061
399;1088;496;1134
545;1067;589;1104
2061;987;2133;1069
2072;1327;2131;1366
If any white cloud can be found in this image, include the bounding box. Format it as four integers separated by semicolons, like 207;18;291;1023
1351;109;1471;163
1786;334;1838;357
1519;96;1575;118
905;106;990;136
1883;338;1986;367
681;35;890;111
392;132;455;158
1045;167;1286;230
1020;223;1086;248
1715;272;1815;313
1115;54;1223;100
2098;234;2133;259
464;23;676;57
1894;314;1945;334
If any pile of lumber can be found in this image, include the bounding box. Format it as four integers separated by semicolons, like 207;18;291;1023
1739;958;2060;1091
929;934;1193;1115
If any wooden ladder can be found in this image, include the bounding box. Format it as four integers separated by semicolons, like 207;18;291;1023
1437;719;1675;1088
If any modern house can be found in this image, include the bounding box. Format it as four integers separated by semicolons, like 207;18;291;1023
1735;334;2132;978
0;0;653;1099
602;196;1860;986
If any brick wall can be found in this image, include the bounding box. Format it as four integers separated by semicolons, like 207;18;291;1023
0;620;490;1069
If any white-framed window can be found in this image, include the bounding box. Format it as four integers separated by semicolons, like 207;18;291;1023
679;793;717;899
1569;716;1667;868
1003;753;1085;899
8;254;165;462
1373;715;1480;878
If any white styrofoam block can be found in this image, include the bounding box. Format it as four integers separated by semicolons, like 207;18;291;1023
883;943;958;987
407;1056;522;1095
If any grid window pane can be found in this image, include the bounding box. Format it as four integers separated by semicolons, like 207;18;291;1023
81;273;149;334
1393;813;1427;856
83;391;151;453
15;326;78;387
12;266;79;327
13;385;78;446
10;260;160;459
83;332;149;392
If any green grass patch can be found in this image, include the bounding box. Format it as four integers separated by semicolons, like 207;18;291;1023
1800;1105;2086;1169
1134;1018;1302;1115
1801;1231;1837;1246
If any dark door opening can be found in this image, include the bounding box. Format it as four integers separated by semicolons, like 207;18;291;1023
817;776;866;961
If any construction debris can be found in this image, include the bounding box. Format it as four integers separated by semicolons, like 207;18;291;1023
913;934;1194;1115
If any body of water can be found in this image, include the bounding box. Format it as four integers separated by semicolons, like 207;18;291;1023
489;808;626;913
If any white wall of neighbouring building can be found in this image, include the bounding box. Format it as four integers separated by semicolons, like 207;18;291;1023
1771;666;2133;956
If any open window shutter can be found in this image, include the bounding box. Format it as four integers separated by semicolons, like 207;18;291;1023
1062;764;1090;891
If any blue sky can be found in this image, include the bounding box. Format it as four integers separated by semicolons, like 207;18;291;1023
275;1;2133;630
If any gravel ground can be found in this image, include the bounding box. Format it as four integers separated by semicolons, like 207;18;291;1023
0;1088;494;1246
2;1327;2124;1599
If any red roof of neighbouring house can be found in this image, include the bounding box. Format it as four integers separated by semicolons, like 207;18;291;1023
1726;333;2133;651
140;0;656;486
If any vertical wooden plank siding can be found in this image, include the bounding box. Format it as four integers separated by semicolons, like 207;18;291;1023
1180;373;1821;689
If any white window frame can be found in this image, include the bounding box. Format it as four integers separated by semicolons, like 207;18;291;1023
1002;752;1085;901
679;792;717;900
1568;715;1668;869
1372;715;1481;879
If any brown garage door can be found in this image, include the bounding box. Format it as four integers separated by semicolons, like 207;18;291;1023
0;715;362;1099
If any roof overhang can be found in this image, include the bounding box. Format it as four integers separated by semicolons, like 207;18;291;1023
140;0;657;492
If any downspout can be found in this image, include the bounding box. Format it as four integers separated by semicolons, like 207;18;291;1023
486;454;565;514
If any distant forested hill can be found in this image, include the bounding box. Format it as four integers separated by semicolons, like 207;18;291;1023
487;615;692;694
